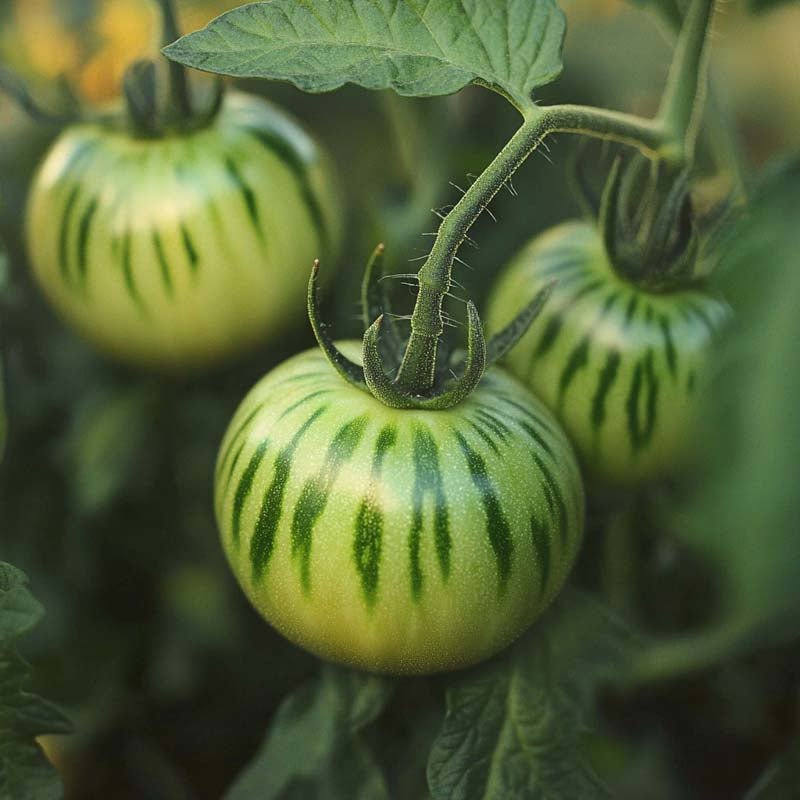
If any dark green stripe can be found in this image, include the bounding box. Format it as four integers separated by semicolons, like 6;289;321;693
231;439;270;548
467;419;501;455
686;302;716;337
514;417;555;460
686;371;696;394
247;127;330;253
455;431;513;590
76;197;98;288
659;315;677;377
409;425;451;600
224;440;247;492
558;337;590;406
495;395;560;440
624;294;639;325
250;407;326;581
58;186;81;286
470;411;508;445
225;156;263;239
152;231;174;297
590;349;621;433
530;513;551;597
531;451;568;545
181;224;199;274
626;349;659;452
121;232;146;313
353;425;397;606
534;316;562;358
291;415;368;592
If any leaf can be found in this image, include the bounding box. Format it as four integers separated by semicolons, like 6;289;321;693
0;562;71;800
226;665;394;800
164;0;566;111
427;590;633;800
676;154;800;640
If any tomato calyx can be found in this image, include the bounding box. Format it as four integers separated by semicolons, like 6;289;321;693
0;0;224;139
122;0;224;138
307;251;553;411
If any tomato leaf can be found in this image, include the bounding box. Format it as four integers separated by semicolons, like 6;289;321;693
427;590;633;800
226;665;394;799
0;563;71;800
676;154;800;643
163;0;566;111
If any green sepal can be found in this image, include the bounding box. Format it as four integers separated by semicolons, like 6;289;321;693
360;242;404;366
599;156;624;273
307;261;367;388
123;60;159;137
485;281;555;367
362;302;486;410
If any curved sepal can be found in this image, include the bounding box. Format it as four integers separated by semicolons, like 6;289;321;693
308;261;366;388
123;60;159;137
363;302;486;411
360;243;405;364
569;140;601;219
486;280;555;367
599;156;623;268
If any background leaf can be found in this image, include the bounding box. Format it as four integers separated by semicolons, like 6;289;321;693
681;155;800;638
427;591;633;800
226;665;394;799
0;563;71;800
164;0;566;109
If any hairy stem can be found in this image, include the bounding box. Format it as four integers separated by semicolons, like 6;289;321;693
393;0;715;397
394;105;666;394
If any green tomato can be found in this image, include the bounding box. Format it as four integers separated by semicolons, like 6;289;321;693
486;221;731;484
26;91;341;370
214;343;584;675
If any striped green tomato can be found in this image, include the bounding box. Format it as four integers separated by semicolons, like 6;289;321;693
486;221;731;484
26;91;340;370
214;343;584;675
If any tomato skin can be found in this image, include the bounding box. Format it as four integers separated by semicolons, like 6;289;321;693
25;91;341;370
214;343;584;675
486;221;732;484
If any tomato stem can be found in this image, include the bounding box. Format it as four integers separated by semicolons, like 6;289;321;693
656;0;715;166
393;0;715;398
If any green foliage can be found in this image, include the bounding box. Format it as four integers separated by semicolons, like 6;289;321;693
427;591;632;800
680;155;800;639
0;563;71;800
164;0;566;111
226;666;394;800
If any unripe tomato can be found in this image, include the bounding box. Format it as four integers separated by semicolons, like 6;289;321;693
486;221;731;483
26;91;340;369
214;343;584;674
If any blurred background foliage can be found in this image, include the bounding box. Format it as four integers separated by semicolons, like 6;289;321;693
1;1;799;798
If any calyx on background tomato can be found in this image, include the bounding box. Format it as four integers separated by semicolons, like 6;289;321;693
487;220;731;483
26;90;340;369
214;342;584;674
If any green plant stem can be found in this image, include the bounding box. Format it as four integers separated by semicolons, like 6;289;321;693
656;0;715;164
155;0;192;123
627;619;749;686
394;105;667;394
394;0;715;396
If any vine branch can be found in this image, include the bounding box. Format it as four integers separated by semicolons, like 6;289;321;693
393;0;715;397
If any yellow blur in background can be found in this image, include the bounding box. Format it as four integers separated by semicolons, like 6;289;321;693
1;0;240;103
